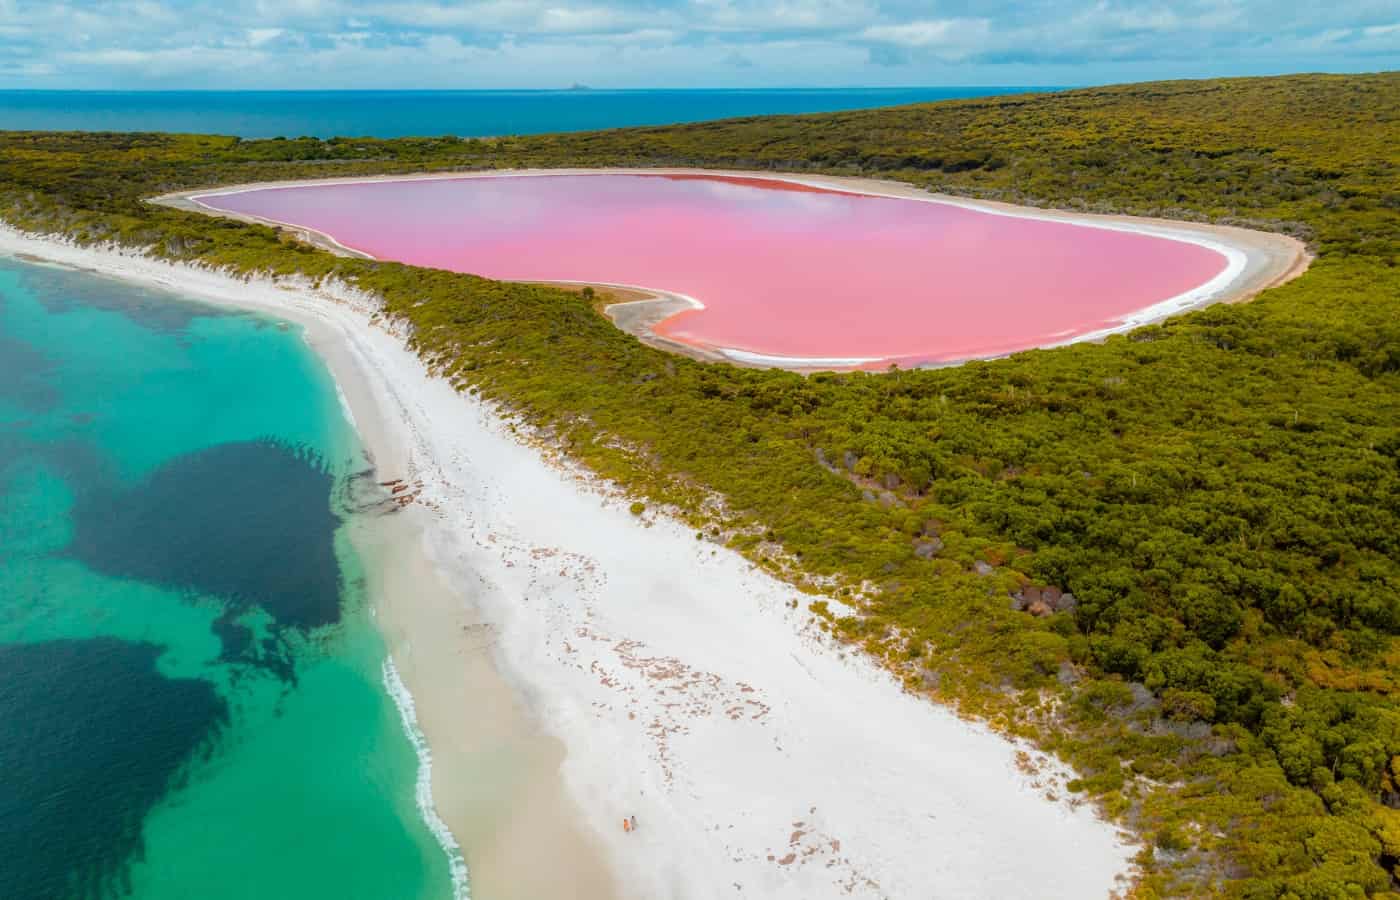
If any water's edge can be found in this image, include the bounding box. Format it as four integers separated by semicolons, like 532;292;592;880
382;658;472;900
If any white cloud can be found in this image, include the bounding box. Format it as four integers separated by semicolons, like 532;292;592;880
1;0;1396;88
370;0;666;34
861;18;990;50
246;27;285;46
696;0;877;33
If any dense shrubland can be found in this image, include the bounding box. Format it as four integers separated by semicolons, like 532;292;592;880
1;73;1397;897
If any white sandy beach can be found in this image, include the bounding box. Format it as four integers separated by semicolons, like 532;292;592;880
1;225;1137;898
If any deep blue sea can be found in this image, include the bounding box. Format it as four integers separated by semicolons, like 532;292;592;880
0;88;1052;138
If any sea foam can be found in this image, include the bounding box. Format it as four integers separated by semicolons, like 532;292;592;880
382;657;471;900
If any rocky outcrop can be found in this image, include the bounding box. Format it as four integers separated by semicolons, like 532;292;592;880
912;536;943;559
1010;584;1077;616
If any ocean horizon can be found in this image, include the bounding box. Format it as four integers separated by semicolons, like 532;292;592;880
0;87;1058;139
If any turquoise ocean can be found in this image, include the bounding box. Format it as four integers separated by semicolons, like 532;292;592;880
0;257;460;900
0;88;1051;139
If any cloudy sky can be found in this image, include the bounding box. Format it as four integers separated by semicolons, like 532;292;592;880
1;0;1396;89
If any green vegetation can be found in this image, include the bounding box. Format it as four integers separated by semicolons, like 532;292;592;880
2;73;1397;898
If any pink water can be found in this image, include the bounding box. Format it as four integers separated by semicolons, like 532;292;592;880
198;174;1230;366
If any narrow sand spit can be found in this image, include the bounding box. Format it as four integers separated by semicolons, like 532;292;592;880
1;227;1136;898
154;167;1310;370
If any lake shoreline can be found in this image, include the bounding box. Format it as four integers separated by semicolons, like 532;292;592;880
0;224;1136;898
155;167;1310;371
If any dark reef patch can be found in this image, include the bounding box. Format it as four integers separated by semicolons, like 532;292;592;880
6;259;227;335
0;326;61;414
0;639;227;900
68;438;345;665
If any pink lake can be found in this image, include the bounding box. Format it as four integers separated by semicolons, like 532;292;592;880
196;174;1234;367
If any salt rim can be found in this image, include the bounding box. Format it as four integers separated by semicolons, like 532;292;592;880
186;171;1251;368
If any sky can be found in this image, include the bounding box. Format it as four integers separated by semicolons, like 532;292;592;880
0;0;1396;90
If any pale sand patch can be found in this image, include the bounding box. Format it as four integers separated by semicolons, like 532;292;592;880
154;166;1311;370
355;510;617;900
298;304;618;900
2;227;1137;898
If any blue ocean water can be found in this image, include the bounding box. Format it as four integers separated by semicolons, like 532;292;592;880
0;258;457;900
0;87;1052;138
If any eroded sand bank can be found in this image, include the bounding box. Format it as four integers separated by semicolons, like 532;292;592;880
2;226;1136;898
